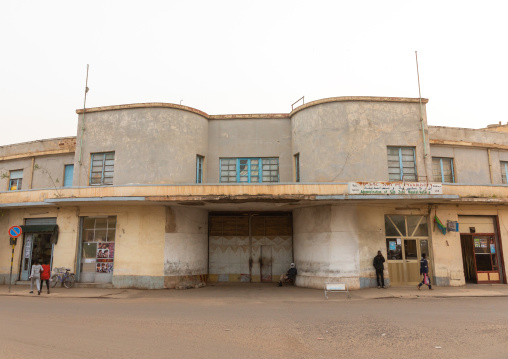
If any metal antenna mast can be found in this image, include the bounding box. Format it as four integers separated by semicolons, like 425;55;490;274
78;64;89;165
415;52;427;157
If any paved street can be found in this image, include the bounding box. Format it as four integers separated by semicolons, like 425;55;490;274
1;284;507;359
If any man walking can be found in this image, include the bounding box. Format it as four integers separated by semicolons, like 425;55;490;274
373;250;385;288
417;253;433;290
29;258;44;295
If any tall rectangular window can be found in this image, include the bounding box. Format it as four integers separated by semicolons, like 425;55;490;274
432;157;454;183
294;153;300;182
387;147;417;181
220;158;279;183
9;170;23;191
501;161;508;184
196;155;204;183
90;152;115;186
63;164;74;187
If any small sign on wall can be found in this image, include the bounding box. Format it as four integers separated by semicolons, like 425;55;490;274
447;221;459;232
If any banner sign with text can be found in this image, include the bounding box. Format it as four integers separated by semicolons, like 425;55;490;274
348;182;443;195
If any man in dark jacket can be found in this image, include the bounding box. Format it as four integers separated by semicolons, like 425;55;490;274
373;250;386;288
417;253;433;290
278;263;297;287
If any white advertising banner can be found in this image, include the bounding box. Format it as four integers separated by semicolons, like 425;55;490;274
348;182;443;195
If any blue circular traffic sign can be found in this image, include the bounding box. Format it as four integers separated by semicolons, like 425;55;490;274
8;226;22;238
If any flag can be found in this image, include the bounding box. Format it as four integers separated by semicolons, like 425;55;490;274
434;215;447;235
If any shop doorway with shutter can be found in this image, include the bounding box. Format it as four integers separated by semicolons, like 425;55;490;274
208;213;293;283
459;216;505;284
19;218;58;281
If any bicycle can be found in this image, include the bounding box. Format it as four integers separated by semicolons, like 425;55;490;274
51;267;76;289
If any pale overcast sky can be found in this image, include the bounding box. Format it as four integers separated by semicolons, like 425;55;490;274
1;1;507;146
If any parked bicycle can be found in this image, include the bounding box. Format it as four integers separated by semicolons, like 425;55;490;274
51;267;76;289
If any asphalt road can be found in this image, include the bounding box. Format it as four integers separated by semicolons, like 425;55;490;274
1;290;507;359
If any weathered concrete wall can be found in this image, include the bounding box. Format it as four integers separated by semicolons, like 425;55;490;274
0;158;32;191
74;107;208;186
291;101;431;182
0;137;75;159
356;206;389;288
430;146;491;184
78;205;166;289
0;153;74;191
207;118;292;182
164;206;208;289
430;126;508;146
32;154;75;189
293;205;361;289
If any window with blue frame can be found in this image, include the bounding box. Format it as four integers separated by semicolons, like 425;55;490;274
9;170;23;191
501;161;508;184
63;164;74;187
220;158;279;183
196;155;204;183
90;152;115;185
432;157;454;183
294;153;300;182
387;147;417;181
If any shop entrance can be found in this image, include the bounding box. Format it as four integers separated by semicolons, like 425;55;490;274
77;216;116;284
19;218;58;281
459;216;505;284
208;213;292;283
385;215;431;286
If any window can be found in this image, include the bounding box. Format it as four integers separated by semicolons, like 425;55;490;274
387;147;417;181
502;162;508;184
220;158;279;183
90;152;115;185
196;155;204;183
9;170;23;191
63;165;74;187
294;153;300;182
432;157;454;183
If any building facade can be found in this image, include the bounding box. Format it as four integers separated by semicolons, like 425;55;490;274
1;96;507;289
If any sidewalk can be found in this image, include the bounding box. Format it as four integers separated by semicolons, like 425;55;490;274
1;282;507;301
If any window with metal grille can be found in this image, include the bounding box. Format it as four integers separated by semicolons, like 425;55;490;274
90;152;114;185
501;161;508;184
9;170;23;191
432;157;454;183
220;158;279;183
294;153;300;182
387;147;417;181
196;155;204;183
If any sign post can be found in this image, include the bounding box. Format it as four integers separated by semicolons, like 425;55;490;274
8;226;22;293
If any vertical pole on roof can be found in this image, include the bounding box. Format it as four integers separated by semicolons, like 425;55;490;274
415;52;427;157
78;64;89;165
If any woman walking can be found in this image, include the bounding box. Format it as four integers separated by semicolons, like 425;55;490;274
41;260;51;294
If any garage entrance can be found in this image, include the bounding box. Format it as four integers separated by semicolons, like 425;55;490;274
208;213;292;283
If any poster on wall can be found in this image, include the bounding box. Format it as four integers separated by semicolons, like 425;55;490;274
97;249;109;258
474;238;481;247
490;243;496;254
96;262;114;273
95;243;114;273
389;241;396;250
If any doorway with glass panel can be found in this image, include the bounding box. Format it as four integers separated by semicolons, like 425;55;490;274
385;215;431;286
